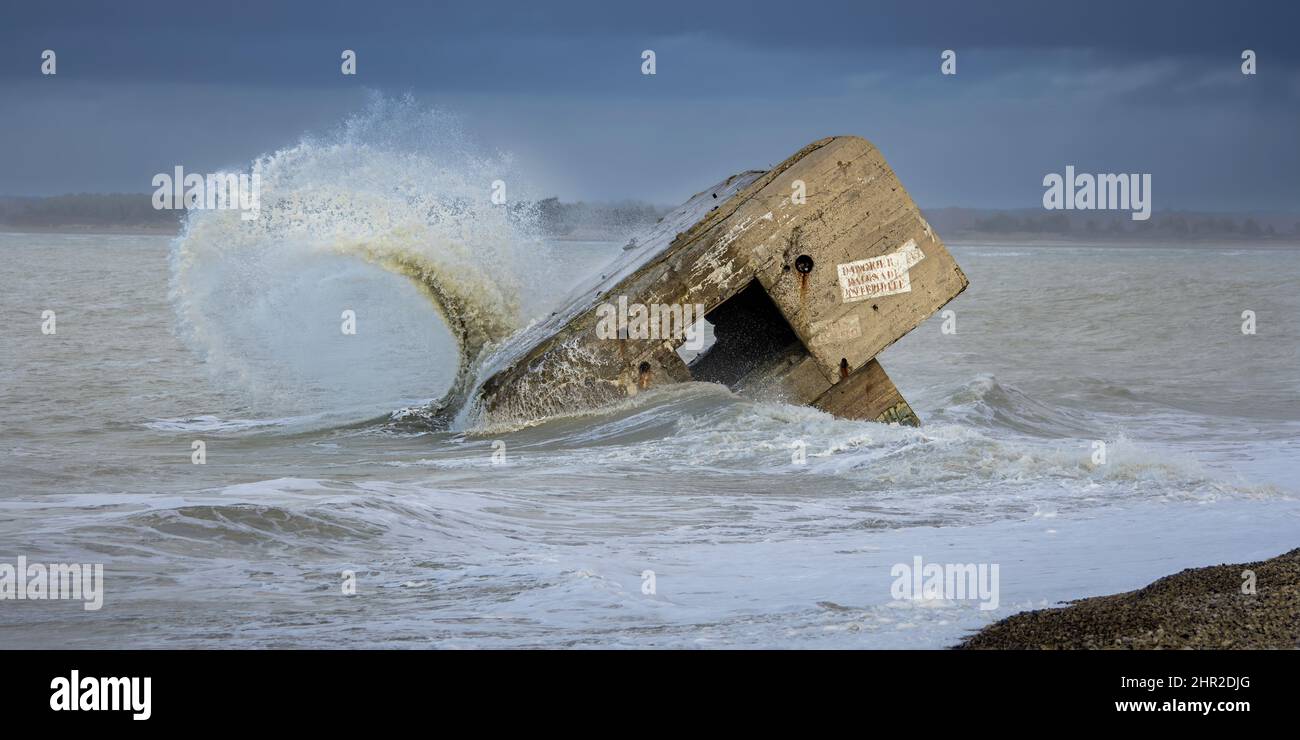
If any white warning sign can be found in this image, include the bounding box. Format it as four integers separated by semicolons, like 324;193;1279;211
836;240;925;302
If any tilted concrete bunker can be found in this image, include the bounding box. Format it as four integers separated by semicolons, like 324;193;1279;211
470;136;968;428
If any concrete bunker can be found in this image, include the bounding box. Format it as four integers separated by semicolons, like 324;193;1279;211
465;136;969;429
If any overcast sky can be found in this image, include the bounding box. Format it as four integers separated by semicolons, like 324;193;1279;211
1;0;1297;210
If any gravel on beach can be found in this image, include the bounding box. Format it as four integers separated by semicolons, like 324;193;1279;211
956;548;1300;649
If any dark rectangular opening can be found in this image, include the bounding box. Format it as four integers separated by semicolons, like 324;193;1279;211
686;280;807;389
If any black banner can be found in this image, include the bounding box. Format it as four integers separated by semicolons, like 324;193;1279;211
1;649;1288;727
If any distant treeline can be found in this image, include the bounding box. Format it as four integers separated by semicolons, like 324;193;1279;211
0;193;665;239
923;207;1300;241
2;193;1298;242
0;194;181;229
530;197;666;239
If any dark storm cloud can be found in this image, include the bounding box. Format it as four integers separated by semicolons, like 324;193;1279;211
0;0;1296;209
3;0;1296;89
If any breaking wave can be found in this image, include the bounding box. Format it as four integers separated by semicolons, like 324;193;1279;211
169;94;558;425
926;374;1107;438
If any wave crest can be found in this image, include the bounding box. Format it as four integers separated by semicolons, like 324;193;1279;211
169;94;553;421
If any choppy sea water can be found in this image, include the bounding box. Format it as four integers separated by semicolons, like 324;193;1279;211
2;230;1297;648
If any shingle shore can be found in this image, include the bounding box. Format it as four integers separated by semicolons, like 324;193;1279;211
956;548;1300;649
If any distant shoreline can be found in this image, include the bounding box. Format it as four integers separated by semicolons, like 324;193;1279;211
4;194;1299;245
4;225;1299;250
0;224;179;236
946;236;1300;249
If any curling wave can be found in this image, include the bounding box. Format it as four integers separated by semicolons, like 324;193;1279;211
169;95;558;425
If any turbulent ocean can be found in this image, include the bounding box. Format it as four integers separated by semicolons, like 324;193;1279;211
3;103;1298;648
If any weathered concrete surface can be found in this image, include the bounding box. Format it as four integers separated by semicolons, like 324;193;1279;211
471;136;967;429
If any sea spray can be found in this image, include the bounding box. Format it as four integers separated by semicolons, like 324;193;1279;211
169;94;558;424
